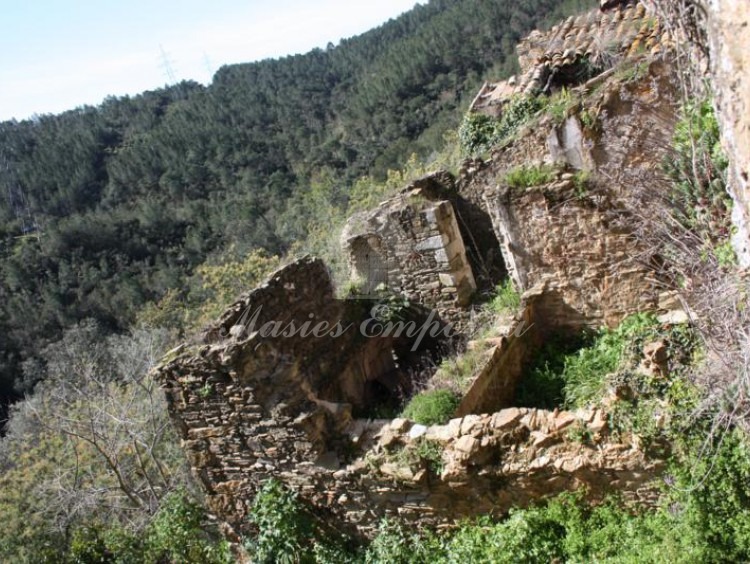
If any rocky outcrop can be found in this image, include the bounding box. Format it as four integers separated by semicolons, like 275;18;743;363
703;0;750;266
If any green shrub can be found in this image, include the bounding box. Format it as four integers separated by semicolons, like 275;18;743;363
459;95;545;154
489;278;521;313
714;239;738;268
246;479;315;564
573;169;591;198
458;112;497;155
516;313;698;412
579;108;598;130
364;519;442;563
670;428;750;562
413;439;445;474
504;164;556;189
447;511;566;563
145;491;232;564
546;87;574;123
401;389;460;425
240;429;750;563
62;491;232;564
665;97;732;244
515;333;591;410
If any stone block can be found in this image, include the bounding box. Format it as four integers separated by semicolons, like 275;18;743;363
491;408;523;430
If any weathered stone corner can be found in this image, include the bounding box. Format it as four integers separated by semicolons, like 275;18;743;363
341;174;477;326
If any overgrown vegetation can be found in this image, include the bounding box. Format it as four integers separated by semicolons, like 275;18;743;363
489;278;521;313
664;97;734;264
246;479;355;563
245;428;750;562
0;322;230;562
428;346;490;393
459;94;546;154
516;313;698;417
401;389;460;426
7;0;750;561
504;163;557;189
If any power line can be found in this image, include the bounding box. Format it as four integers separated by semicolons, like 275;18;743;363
158;44;178;85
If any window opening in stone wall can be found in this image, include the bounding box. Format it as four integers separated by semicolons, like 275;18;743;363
350;236;389;296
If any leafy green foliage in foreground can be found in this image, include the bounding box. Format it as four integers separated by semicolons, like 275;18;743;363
516;313;697;411
43;491;231;564
401;388;461;425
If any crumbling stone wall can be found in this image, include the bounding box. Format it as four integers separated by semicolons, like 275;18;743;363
456;303;542;416
472;1;667;115
484;174;659;330
459;60;681;330
155;257;663;539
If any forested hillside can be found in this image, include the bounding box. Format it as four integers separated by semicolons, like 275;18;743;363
0;0;596;407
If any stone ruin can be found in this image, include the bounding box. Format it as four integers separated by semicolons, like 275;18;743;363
155;257;666;541
153;7;690;544
341;172;477;328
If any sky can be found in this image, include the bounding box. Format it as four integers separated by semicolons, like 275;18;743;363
0;0;422;121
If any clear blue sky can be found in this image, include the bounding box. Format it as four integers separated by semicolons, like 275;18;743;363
0;0;422;121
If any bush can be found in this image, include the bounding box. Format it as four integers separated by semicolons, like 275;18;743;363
459;95;545;154
401;389;460;425
144;491;232;564
489;278;521;313
61;491;232;564
365;519;442;563
665;97;732;246
515;332;591;410
516;313;697;411
504;164;556;189
246;479;315;564
671;429;750;562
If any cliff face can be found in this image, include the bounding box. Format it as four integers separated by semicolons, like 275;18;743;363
154;0;697;543
704;0;750;266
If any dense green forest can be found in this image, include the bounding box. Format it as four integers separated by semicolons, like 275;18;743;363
0;0;596;407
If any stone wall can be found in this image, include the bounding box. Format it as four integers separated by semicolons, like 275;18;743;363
484;174;659;330
155;256;664;538
472;1;666;114
456;303;542;416
341;178;477;327
458;60;681;330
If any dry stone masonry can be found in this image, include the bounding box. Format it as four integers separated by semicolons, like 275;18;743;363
154;4;695;544
341;176;477;327
471;1;669;116
155;259;664;539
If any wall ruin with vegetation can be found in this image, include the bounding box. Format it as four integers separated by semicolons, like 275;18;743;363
155;257;664;540
152;0;744;551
